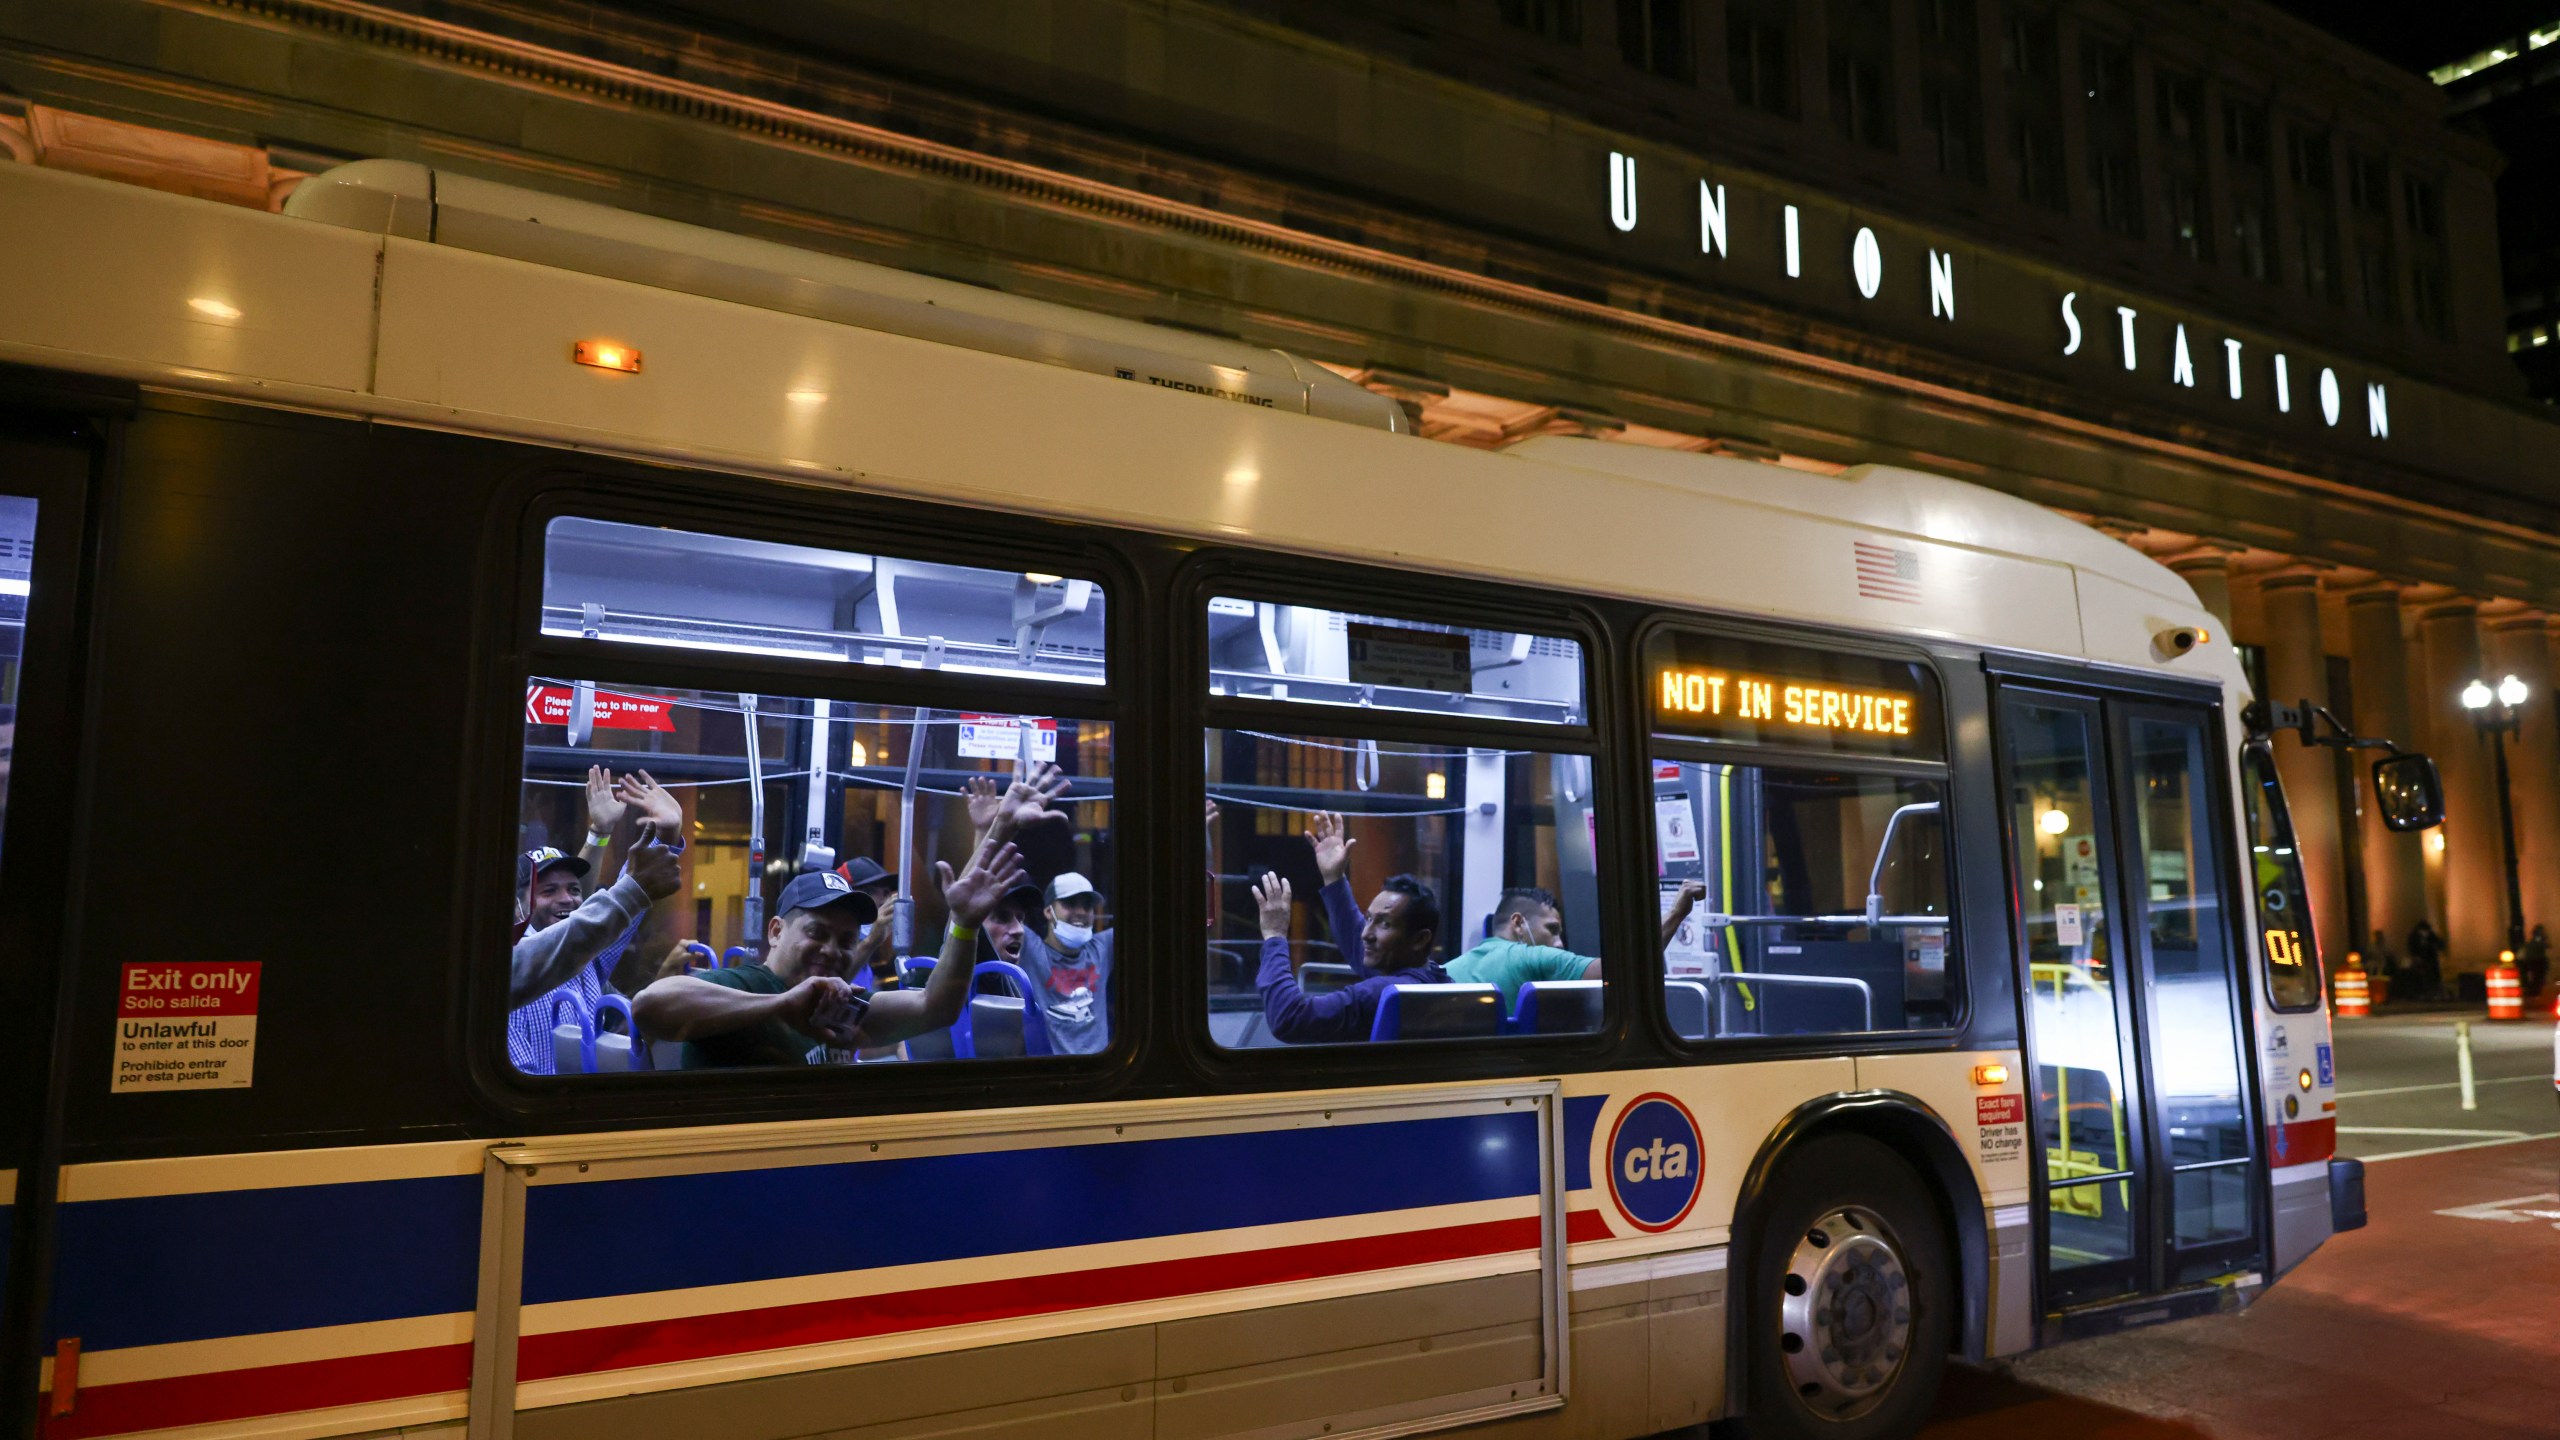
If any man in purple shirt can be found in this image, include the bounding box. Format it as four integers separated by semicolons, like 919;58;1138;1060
1252;870;1449;1044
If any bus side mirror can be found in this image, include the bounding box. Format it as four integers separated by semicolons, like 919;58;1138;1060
2373;754;2444;832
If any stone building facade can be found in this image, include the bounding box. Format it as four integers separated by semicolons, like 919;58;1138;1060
5;0;2559;983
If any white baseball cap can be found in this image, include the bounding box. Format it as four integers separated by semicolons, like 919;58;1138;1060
1046;871;1101;904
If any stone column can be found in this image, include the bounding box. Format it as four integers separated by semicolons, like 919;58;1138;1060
2345;586;2427;953
2167;548;2237;633
2485;614;2560;949
2420;602;2503;971
2257;571;2348;967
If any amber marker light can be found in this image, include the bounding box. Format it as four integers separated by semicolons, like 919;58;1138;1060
1973;1063;2009;1087
2297;1068;2314;1091
573;340;642;373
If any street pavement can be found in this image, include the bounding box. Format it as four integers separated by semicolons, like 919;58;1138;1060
1651;1006;2560;1439
1914;1005;2560;1439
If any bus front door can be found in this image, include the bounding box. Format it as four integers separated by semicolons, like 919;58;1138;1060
1995;686;2263;1324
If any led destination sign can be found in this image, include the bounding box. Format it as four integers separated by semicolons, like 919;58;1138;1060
1657;668;1915;738
1647;629;1941;758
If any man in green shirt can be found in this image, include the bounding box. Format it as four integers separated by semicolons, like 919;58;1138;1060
1442;887;1597;1011
1441;879;1712;1011
634;839;1029;1068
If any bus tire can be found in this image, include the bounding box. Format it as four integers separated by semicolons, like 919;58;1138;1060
1735;1132;1954;1440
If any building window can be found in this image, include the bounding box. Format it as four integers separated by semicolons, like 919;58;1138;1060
2357;244;2397;322
1498;0;1584;43
2155;71;2210;260
2404;175;2443;238
2004;5;2066;211
2166;175;2211;260
1919;0;1984;180
2288;125;2342;304
1728;0;1796;115
2348;151;2390;217
2412;262;2450;337
2222;97;2277;283
2082;36;2141;238
1828;0;1897;151
1616;0;1693;82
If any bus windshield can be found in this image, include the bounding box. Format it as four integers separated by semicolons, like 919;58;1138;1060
2241;745;2321;1010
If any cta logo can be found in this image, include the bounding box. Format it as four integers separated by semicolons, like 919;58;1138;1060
1605;1092;1703;1233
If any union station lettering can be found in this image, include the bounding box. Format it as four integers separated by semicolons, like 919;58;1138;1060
1604;151;2390;444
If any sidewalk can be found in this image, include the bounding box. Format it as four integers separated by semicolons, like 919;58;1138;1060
1917;1136;2560;1439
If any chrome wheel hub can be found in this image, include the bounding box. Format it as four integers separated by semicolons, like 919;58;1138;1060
1777;1206;1913;1421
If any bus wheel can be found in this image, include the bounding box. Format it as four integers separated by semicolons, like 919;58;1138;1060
1738;1134;1954;1440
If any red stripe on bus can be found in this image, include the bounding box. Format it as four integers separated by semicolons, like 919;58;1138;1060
519;1213;1546;1380
39;1342;470;1440
2266;1116;2336;1165
45;1210;1587;1436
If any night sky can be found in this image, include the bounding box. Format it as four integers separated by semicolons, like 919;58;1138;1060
2265;0;2560;73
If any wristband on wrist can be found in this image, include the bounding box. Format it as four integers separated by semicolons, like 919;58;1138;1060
584;830;610;850
947;921;978;944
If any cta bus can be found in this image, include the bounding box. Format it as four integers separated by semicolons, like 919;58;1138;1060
0;157;2421;1440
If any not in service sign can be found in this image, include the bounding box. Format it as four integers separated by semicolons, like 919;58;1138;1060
113;961;259;1092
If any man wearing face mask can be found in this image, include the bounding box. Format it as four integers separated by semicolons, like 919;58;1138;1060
1009;872;1113;1055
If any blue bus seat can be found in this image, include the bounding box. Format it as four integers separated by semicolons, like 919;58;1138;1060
1664;979;1711;1039
546;991;591;1075
679;941;718;972
951;960;1053;1058
962;995;1029;1058
588;991;646;1072
1507;979;1603;1035
1299;962;1357;995
722;945;758;968
1367;983;1502;1042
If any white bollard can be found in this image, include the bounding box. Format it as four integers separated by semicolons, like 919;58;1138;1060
2457;1020;2477;1111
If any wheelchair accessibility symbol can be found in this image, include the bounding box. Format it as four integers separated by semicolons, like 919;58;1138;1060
1606;1092;1704;1233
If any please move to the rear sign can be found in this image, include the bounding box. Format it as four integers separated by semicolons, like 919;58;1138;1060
113;961;260;1092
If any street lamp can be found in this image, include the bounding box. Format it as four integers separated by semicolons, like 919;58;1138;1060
2460;673;2530;955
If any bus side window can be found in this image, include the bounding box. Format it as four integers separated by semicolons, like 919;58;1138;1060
1202;597;1602;1048
511;515;1116;1077
1654;760;1958;1039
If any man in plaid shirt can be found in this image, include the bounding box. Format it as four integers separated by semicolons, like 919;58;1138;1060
506;767;684;1074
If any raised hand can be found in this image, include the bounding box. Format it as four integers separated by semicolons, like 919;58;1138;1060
622;820;682;900
1305;811;1356;887
616;769;684;834
1668;878;1707;918
1205;797;1221;829
964;774;1007;833
584;765;628;837
1002;762;1073;832
1252;872;1294;940
938;841;1029;931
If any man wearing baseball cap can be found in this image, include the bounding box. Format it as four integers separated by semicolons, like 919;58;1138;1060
634;842;1029;1068
1005;870;1115;1055
506;824;682;1072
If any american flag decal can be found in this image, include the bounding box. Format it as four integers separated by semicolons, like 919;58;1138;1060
1854;540;1922;603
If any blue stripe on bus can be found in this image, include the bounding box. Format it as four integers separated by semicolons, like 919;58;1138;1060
522;1110;1541;1306
1563;1095;1603;1192
45;1175;479;1352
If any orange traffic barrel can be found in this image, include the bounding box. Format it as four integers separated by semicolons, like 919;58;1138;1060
2333;964;2371;1018
2486;960;2524;1020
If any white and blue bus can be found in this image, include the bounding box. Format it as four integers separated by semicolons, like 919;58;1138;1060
0;158;2430;1440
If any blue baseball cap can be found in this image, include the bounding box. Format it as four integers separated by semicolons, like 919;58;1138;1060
778;868;880;924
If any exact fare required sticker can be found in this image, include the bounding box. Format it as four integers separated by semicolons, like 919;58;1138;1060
114;962;260;1093
1976;1092;2025;1167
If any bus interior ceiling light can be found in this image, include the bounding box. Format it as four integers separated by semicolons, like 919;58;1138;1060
187;297;241;320
2038;807;2071;835
573;340;643;373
